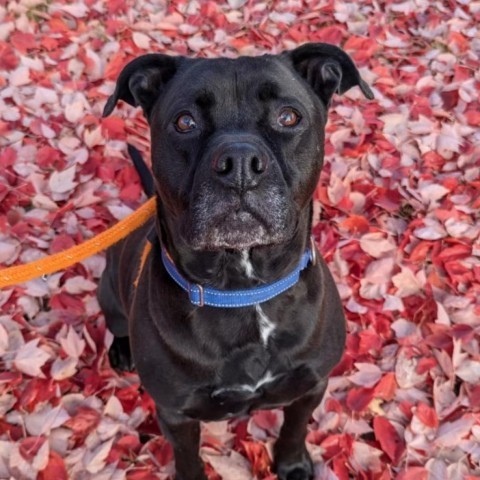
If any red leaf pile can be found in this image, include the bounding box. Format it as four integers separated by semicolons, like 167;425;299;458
1;0;479;478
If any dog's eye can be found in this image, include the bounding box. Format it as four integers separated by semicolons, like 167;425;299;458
278;108;301;127
175;114;197;132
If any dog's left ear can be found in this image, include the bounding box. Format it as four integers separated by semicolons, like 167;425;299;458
284;43;374;107
102;53;181;118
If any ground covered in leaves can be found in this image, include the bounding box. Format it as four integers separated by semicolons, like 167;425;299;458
0;0;479;478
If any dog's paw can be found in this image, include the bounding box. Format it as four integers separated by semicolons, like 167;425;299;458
108;336;135;372
274;451;314;480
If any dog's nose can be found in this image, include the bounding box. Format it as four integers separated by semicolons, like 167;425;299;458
212;143;268;190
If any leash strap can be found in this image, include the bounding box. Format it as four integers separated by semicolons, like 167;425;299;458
161;245;316;308
133;227;158;288
0;197;157;289
133;240;153;288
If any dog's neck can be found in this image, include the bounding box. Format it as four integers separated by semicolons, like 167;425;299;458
155;201;313;291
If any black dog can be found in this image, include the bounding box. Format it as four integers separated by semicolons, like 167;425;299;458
99;43;373;480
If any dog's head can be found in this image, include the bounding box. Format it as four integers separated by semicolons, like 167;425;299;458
104;43;373;251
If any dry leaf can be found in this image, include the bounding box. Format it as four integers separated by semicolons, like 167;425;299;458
14;339;50;378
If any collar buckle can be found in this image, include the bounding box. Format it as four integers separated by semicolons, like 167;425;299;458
189;283;205;307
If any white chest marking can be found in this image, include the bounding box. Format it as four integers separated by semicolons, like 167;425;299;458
255;304;275;345
216;370;278;395
240;370;277;392
240;250;254;278
239;251;275;343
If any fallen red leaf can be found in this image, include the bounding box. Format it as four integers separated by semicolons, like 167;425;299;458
0;42;19;69
65;407;101;443
373;417;405;464
107;435;142;465
251;410;281;434
346;387;375;413
415;403;439;429
38;451;68;480
19;436;47;462
102;117;127;140
241;441;271;478
19;378;58;412
143;436;174;467
339;215;370;234
320;434;354;462
374;373;397;402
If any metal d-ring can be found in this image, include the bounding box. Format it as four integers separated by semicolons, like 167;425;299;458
310;236;317;266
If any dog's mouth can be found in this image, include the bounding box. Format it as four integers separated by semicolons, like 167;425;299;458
184;187;295;251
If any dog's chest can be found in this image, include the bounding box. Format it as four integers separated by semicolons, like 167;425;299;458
179;304;318;421
168;251;320;421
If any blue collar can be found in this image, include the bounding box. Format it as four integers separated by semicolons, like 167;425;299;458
161;240;317;308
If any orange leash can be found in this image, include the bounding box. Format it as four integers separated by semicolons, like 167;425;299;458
0;197;157;289
133;240;153;289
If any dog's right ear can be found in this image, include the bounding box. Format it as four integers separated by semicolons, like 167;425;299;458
103;54;181;118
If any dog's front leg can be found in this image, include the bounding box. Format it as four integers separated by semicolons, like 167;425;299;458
273;380;328;480
156;409;206;480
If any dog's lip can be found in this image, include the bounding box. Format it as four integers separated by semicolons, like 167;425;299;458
189;238;277;252
185;187;295;251
185;215;300;252
193;190;270;223
211;202;271;228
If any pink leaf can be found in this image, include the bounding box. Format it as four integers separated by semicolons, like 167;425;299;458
203;450;252;480
59;327;86;358
50;357;78;381
0;239;21;264
359;232;396;258
395;348;427;389
435;416;475;448
25;405;70;436
351;441;383;473
392;267;425;297
14;339;50;378
83;438;114;474
349;363;383;388
48;165;77;194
